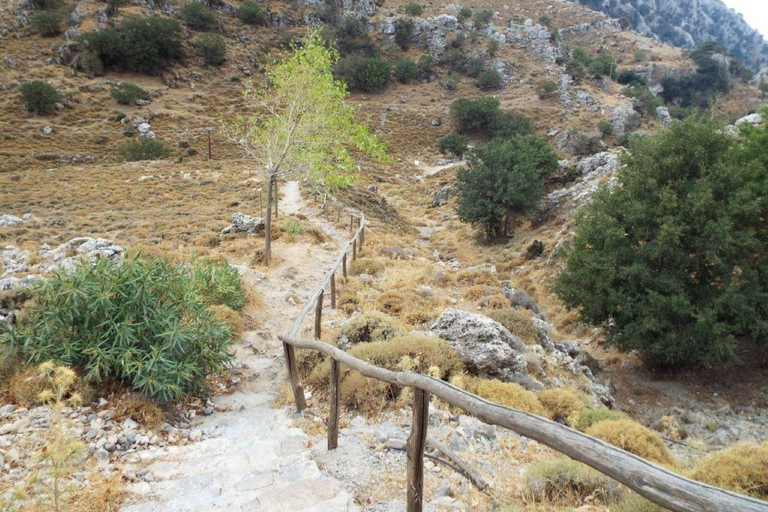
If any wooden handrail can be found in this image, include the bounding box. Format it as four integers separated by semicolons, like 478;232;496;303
277;208;768;512
278;334;768;512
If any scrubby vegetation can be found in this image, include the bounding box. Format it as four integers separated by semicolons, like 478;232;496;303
394;57;418;83
195;33;227;65
476;68;502;90
20;80;60;115
525;458;620;504
688;442;768;499
453;374;548;417
30;10;65;36
237;0;267;26
338;312;402;346
79;15;182;75
574;407;629;432
180;2;216;30
4;255;244;401
438;133;469;158
450;97;533;139
110;83;150;105
556;117;768;366
335;55;391;92
404;2;422;16
586;419;677;466
486;308;539;345
121;138;171;161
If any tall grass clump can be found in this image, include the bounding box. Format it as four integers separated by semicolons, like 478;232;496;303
121;138;170;161
4;254;244;401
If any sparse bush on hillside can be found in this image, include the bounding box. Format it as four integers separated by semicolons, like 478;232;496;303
598;119;612;136
487;308;539;345
29;0;63;10
536;80;557;99
236;0;267;25
5;255;243;401
586;419;677;466
121;138;171;161
625;84;663;116
537;388;585;424
404;2;422;16
491;111;534;139
487;39;500;57
525;458;620;504
338;312;403;346
466;56;485;78
438;133;469;158
20;80;60;115
394;56;417;83
335;55;391;92
472;8;493;29
476;68;502;90
417;54;435;80
450;96;501;135
556;119;768;366
349;258;384;276
180;2;216;30
457;7;472;22
195;32;227;65
688;442;768;499
110;83;150;105
456;134;558;237
394;18;413;50
80;16;182;75
335;17;379;57
31;11;64;36
440;72;460;91
453;374;547;416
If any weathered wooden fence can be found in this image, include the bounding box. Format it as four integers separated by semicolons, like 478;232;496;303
277;212;768;512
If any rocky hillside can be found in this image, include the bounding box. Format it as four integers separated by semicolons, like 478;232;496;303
570;0;768;70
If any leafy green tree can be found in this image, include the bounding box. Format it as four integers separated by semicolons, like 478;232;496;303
394;56;417;83
31;11;64;36
21;80;60;115
556;118;768;366
438;133;469;157
195;32;226;65
226;30;388;265
476;68;502;90
456;135;558;237
335;55;391;92
394;18;413;50
450;97;500;135
237;0;266;25
180;2;216;30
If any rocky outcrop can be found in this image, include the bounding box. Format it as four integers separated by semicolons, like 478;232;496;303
221;212;265;235
656;106;672;126
432;186;455;207
500;282;546;320
429;308;531;386
735;112;764;126
568;0;768;70
506;19;565;64
407;15;460;57
611;104;641;138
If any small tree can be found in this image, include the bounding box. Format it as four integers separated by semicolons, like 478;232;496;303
180;2;216;30
335;55;391;92
226;31;388;265
473;9;493;29
195;32;226;65
110;82;150;104
394;18;413;50
237;0;266;25
456;134;558;237
476;68;502;90
21;80;60;115
457;7;472;22
536;80;557;99
404;2;422;16
438;133;469;158
31;11;64;36
556;118;768;366
394;56;417;83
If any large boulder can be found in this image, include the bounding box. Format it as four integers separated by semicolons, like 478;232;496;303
429;308;530;385
611;104;641;139
221;212;265;235
500;281;546;321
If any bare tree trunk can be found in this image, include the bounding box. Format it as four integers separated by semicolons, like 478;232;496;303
274;177;279;219
264;174;275;266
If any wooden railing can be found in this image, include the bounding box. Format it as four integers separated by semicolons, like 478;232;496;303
277;212;768;512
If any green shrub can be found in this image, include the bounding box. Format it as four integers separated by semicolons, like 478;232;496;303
556;118;768;366
536;80;557;99
438;133;469;157
598;119;612;136
5;254;242;401
110;83;150;105
466;56;485;78
574;407;628;432
586;420;677;466
31;11;64;36
457;134;557;237
80;16;182;75
525;458;619;504
624;84;663;116
195;32;226;65
404;2;422;16
236;0;267;25
394;57;417;83
283;219;303;235
538;15;552;27
77;51;104;77
21;80;60;115
335;55;391;92
394;18;413;50
457;7;472;22
29;0;63;9
450;97;501;134
490;111;533;139
417;54;435;80
121;138;171;161
180;2;216;30
476;68;502;90
442;47;467;74
335;17;378;57
189;257;246;311
473;9;493;28
487;39;500;57
440;72;459;91
104;0;129;16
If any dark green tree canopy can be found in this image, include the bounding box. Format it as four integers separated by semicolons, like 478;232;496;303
556;117;768;366
456;134;558;237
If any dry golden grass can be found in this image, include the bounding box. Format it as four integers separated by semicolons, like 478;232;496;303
537;388;586;425
452;374;548;417
463;284;496;302
487;308;540;345
69;470;125;512
349;258;385;276
114;397;166;429
456;268;500;287
574;407;629;432
9;366;50;406
338;311;404;345
688;442;768;499
209;304;245;339
585;419;677;467
524;457;620;506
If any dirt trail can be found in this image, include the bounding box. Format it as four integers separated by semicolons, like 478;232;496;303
120;181;356;512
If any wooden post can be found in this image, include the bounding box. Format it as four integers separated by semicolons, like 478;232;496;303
359;223;365;254
259;188;263;216
283;342;306;412
314;289;324;340
349;214;354;233
352;236;357;261
206;127;212;160
342;253;347;279
263;175;275;266
330;273;336;309
274;179;278;220
328;359;340;450
407;389;430;512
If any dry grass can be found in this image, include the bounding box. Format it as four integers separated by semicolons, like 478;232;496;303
452;374;548;417
9;366;51;406
574;407;629;432
585;419;677;467
688;442;768;499
349;258;384;276
456;268;500;286
209;304;245;339
524;457;621;505
463;284;496;301
114;396;166;429
373;289;441;326
69;470;125;512
338;311;404;346
487;308;540;345
537;388;586;425
613;493;669;512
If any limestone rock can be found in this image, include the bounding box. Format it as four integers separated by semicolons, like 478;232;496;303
611;104;641;139
221;212;265;235
656;106;672;126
